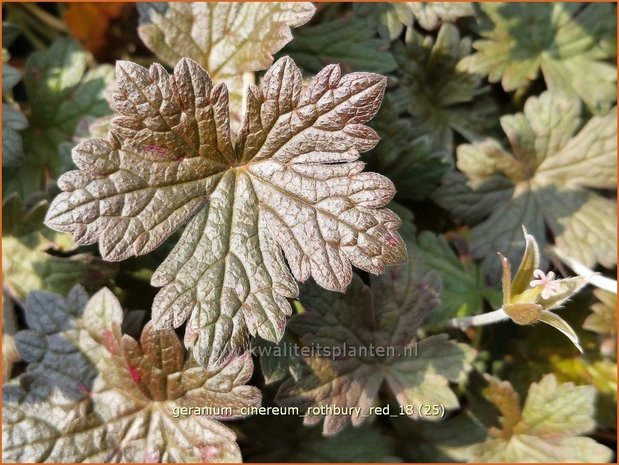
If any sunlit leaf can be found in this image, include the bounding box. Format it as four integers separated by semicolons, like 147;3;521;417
276;252;474;435
434;91;617;280
45;56;407;368
461;3;617;112
3;195;116;302
469;374;613;462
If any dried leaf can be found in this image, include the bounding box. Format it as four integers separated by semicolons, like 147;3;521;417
64;3;128;56
470;374;613;462
4;287;261;462
45;56;407;367
392;23;497;151
434;91;617;279
138;2;315;129
462;3;617;112
276;252;474;435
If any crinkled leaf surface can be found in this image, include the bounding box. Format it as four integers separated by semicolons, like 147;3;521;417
45;56;407;368
138;2;315;129
367;95;450;201
3;195;116;302
276;252;474;435
2;22;27;167
413;231;501;325
434;91;617;280
584;289;617;336
392;23;497;151
283;15;398;74
4;287;261;463
462;3;617;112
4;38;113;198
243;414;400;462
469;374;613;462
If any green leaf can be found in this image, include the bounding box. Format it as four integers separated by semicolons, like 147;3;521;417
469;374;613;462
3;195;117;302
584;289;617;336
138;2;315;130
253;333;302;385
276;252;474;435
367;95;450;201
393;412;486;462
434;91;617;280
283;15;398;74
4;287;261;462
352;3;415;41
462;3;616;112
4;38;113;198
392;23;497;151
45;56;407;368
414;231;500;324
243;414;400;462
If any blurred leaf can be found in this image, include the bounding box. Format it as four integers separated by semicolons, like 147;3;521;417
283;15;398;74
368;95;450;201
2;22;27;167
45;56;406;368
4;287;261;462
2;195;116;302
138;2;315;130
434;91;616;280
407;2;474;31
243;414;400;462
584;289;617;336
393;23;497;152
2;289;20;380
4;38;113;198
462;3;617;112
352;3;414;41
469;374;613;462
393;412;485;462
64;3;128;56
277;250;474;435
414;231;500;324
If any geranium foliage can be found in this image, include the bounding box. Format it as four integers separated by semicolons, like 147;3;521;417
2;2;616;463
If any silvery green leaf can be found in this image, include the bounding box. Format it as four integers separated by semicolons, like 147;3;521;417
45;56;407;368
4;288;261;463
2;289;20;380
277;252;474;435
469;374;613;462
434;92;617;280
584;289;617;336
461;3;616;112
138;2;315;129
